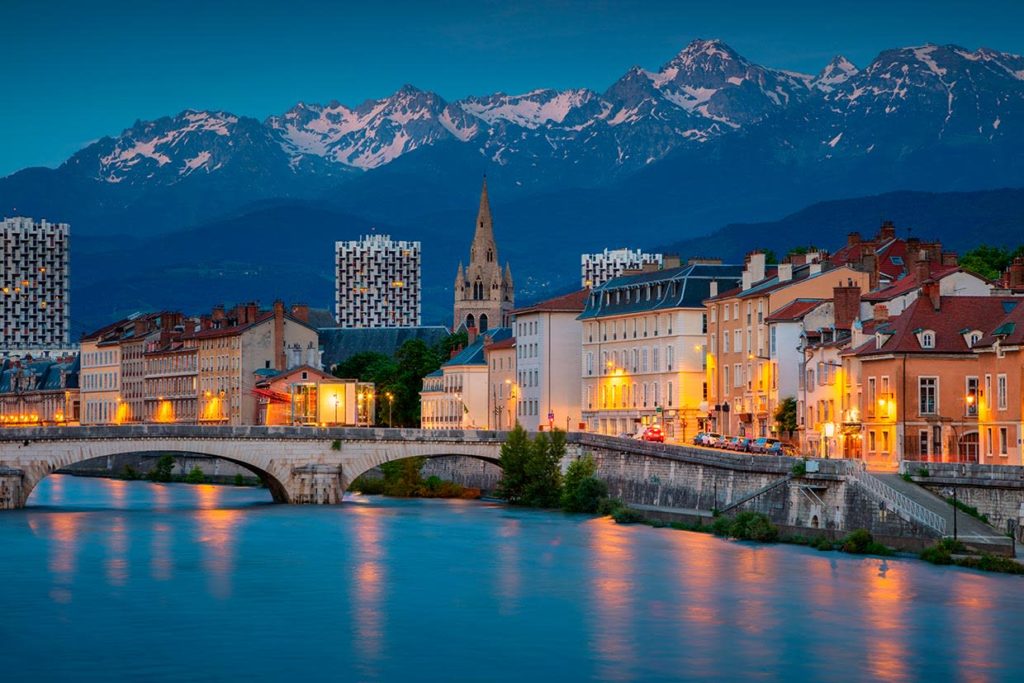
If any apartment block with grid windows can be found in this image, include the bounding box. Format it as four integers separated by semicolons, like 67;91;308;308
335;234;420;328
1;217;71;355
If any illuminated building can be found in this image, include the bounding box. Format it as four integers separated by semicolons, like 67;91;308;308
484;336;516;431
581;248;663;289
452;178;514;333
0;217;71;355
0;355;79;425
580;259;743;441
512;289;587;432
974;298;1024;465
420;328;512;429
335;234;421;328
143;333;198;424
254;365;372;426
80;322;126;425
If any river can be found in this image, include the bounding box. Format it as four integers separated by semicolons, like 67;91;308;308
0;474;1021;682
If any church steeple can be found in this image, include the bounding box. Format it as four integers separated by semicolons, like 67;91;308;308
472;176;496;260
454;176;514;331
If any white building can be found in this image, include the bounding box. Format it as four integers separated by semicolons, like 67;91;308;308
335;234;421;328
420;329;512;430
581;248;663;289
1;217;71;355
513;290;587;431
580;261;743;441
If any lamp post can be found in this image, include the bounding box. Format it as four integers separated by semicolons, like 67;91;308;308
385;391;393;427
944;486;959;541
505;379;515;427
331;393;339;426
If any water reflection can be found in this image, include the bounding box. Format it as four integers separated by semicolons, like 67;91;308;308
587;517;636;681
861;559;909;682
194;485;242;599
953;573;996;683
349;503;385;672
150;522;173;582
495;517;521;615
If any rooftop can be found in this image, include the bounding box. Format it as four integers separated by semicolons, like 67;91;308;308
579;263;743;320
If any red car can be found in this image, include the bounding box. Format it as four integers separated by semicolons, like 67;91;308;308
641;425;665;442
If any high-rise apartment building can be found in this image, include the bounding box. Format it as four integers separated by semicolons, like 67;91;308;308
581;248;663;289
1;217;70;354
335;234;421;327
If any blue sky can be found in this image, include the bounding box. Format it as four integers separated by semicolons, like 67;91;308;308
2;0;1023;177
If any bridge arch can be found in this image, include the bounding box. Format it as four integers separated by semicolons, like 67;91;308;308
341;451;502;492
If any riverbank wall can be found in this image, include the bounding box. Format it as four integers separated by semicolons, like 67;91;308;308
908;462;1024;543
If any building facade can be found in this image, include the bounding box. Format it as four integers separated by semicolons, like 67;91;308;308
971;300;1024;466
1;217;71;354
581;248;664;289
79;329;125;425
0;355;79;426
255;365;371;426
421;328;512;430
581;261;743;441
453;179;514;332
513;290;587;432
335;234;421;328
484;336;517;431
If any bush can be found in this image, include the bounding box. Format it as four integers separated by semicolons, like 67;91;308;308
712;511;779;542
611;507;647;524
597;497;625;516
185;466;206;484
233;473;245;487
147;454;175;483
959;555;1024;575
838;529;892;555
920;538;965;565
812;536;835;551
122;465;140;480
946;497;990;525
791;460;807;477
560;455;608;513
331;439;342;451
349;475;385;495
915;467;930;478
901;472;913;482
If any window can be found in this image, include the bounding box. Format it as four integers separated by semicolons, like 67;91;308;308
734;363;742;388
919;430;929;457
920;331;935;349
667;345;674;370
701;313;707;334
641;348;648;372
997;374;1008;410
966;376;979;416
919;377;937;415
724;366;730;390
987;428;994;456
652;347;659;372
586;352;593;376
723;305;729;322
770;327;777;356
868;430;876;452
882;430;890;453
999;427;1008;456
723;332;730;353
734;330;742;354
710;306;717;323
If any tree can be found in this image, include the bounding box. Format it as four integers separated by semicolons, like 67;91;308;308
185;466;206;484
380;457;424;496
775;397;798;440
496;424;531;503
560;454;608;513
522;429;564;507
147;454;175;482
960;244;1024;281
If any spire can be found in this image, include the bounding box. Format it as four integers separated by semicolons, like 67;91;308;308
473;175;495;251
504;262;513;285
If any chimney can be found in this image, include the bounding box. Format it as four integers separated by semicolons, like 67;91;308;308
777;263;793;282
914;256;930;283
134;319;149;336
246;302;259;324
745;251;766;284
873;303;889;321
860;252;879;290
742;271;753;291
212;305;226;323
789;253;807;266
466;325;478;346
200;315;213;331
922;279;941;311
688;257;723;265
847;232;861;247
273;300;286;370
809;262;823;276
290;303;310;324
941;252;958;267
833;284;861;330
709;280;718;298
878;220;896;242
641;262;660;273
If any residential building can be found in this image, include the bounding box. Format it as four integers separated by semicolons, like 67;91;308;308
484;336;517;431
853;288;1019;470
121;313;185;423
1;217;71;355
860;257;991;321
79;319;130;425
255;365;372;426
0;355;79;425
706;252;871;438
581;248;663;289
974;300;1024;465
335;234;421;327
187;301;320;425
513;289;587;432
143;332;198;424
453;178;514;332
420;328;512;429
580;260;743;441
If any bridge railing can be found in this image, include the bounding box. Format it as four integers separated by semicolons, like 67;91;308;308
845;464;946;535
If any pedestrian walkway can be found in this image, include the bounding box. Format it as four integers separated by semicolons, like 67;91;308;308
875;473;1015;554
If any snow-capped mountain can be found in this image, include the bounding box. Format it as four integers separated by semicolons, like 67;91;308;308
812;56;858;93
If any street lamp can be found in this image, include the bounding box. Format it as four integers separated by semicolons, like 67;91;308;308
944;486;959;541
330;393;339;425
385;391;393;427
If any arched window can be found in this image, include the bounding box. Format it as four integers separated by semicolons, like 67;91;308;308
487;248;494;262
466;313;476;330
479;314;489;333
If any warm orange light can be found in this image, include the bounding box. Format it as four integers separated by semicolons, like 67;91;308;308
155;400;175;423
114;401;130;424
201;396;222;421
966;394;975;406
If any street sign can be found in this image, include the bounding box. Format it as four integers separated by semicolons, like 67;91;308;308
548;411;554;421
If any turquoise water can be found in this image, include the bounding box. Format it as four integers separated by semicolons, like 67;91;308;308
1;474;1022;682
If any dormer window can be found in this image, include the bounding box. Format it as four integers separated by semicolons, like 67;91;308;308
966;330;982;347
918;330;935;349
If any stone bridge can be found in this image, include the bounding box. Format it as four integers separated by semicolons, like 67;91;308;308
0;425;505;508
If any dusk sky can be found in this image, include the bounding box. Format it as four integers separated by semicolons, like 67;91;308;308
3;0;1024;176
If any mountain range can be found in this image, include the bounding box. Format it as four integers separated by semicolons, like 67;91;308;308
3;39;1024;331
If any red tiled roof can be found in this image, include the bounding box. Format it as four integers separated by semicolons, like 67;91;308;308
856;296;1020;357
861;263;962;302
975;300;1024;348
513;289;589;314
485;336;516;351
830;238;907;281
765;299;825;322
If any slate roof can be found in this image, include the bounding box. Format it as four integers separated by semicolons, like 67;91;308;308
0;356;79;394
319;326;451;367
514;289;588;315
444;328;513;367
855;296;1020;357
975;298;1024;348
578;263;743;320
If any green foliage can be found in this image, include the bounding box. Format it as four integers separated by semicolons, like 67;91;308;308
521;429;564;507
901;472;913;482
331;439;342;451
774;397;798;438
946;497;990;524
611;507;647;524
379;457;425;497
959;244;1024;280
920;538;966;565
496;424;531;504
791;460;807;476
916;467;930;478
957;554;1024;575
349;475;385;495
839;529;892;555
560;456;609;514
185;466;206;484
712;511;779;542
597;497;625;516
122;465;140;480
233;473;245;487
147;454;175;483
434;330;468;362
812;536;836;551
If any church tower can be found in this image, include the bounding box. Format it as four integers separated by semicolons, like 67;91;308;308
453;177;514;333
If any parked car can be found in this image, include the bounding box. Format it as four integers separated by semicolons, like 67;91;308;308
702;432;724;447
760;440;798;456
750;437;780;454
641;424;665;443
782;444;800;456
724;436;752;452
692;432;707;446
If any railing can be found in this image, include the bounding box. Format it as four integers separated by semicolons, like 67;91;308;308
845;463;947;535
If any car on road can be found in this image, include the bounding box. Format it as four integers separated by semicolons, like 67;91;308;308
700;432;724;447
641;424;665;442
692;432;707;446
725;436;752;452
750;437;780;454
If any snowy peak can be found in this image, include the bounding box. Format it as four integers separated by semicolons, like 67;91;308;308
458;88;603;129
813;55;858;92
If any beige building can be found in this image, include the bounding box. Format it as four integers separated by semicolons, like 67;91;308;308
484;336;517;430
80;322;127;425
421;329;512;430
580;260;743;441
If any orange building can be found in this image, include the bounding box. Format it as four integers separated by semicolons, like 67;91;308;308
255;365;371;426
974;300;1024;465
852;285;1019;470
